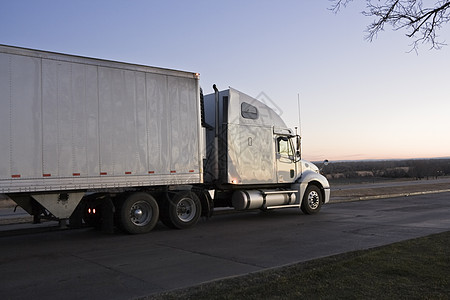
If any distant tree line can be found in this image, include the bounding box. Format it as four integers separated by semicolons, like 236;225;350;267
320;159;450;180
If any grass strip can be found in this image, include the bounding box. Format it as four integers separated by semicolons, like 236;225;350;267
148;231;450;300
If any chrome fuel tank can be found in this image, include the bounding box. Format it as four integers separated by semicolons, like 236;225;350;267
232;189;297;210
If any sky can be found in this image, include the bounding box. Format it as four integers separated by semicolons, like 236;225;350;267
1;0;449;161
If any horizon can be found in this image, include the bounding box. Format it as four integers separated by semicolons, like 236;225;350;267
310;156;450;163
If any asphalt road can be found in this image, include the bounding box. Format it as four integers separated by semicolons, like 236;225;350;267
0;192;449;300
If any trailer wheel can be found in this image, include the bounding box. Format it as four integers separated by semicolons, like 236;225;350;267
161;191;201;229
301;185;322;215
119;192;159;234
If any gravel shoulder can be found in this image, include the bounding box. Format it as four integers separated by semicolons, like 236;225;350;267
0;197;15;209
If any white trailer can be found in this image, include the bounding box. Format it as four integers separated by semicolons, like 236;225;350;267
0;45;330;234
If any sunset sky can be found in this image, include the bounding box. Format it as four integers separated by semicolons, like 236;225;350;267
1;1;449;161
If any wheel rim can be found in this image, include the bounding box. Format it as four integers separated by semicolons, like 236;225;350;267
130;200;153;227
176;197;197;223
307;190;320;210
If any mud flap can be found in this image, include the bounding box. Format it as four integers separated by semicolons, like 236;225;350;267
101;195;115;234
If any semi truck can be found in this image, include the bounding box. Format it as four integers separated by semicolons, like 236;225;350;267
0;44;330;234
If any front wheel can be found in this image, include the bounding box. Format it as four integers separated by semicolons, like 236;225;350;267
160;191;201;229
119;192;159;234
301;185;323;215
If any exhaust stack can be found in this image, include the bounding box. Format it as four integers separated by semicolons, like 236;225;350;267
212;84;220;181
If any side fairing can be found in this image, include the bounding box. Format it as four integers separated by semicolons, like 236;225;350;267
227;123;276;184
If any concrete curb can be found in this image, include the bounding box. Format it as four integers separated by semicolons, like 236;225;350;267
330;189;450;204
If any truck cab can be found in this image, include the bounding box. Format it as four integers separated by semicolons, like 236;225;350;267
203;87;330;213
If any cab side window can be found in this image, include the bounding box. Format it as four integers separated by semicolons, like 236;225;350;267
277;137;293;157
241;102;258;120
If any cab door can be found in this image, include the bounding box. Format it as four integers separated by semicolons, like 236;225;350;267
276;136;296;183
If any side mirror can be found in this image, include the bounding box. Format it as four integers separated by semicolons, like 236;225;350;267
319;159;329;173
295;135;301;160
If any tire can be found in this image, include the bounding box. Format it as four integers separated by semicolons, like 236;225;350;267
301;185;323;215
119;192;159;234
160;191;201;229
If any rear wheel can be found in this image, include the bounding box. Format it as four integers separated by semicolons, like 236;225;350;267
301;185;322;215
161;191;201;229
119;192;159;234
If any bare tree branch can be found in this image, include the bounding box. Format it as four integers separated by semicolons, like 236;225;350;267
330;0;450;51
330;0;353;13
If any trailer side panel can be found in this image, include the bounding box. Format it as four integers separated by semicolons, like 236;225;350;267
0;45;201;193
